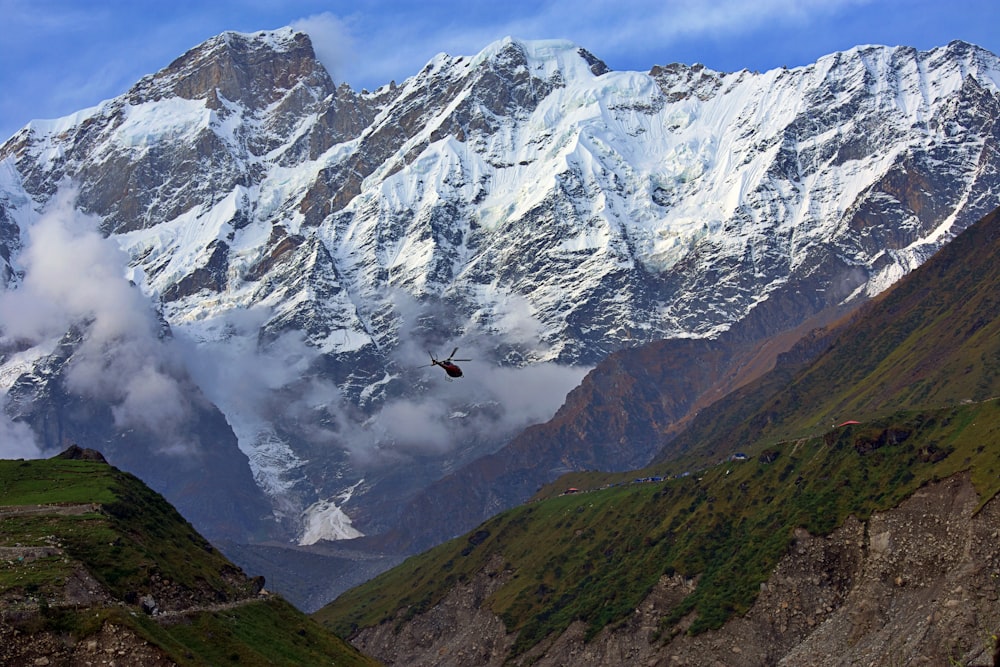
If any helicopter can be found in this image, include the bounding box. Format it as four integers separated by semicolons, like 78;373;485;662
422;347;471;378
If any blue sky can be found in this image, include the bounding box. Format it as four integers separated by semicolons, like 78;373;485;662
1;0;999;141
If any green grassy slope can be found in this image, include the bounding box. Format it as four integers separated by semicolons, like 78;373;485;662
0;456;379;666
318;400;1000;655
316;207;1000;656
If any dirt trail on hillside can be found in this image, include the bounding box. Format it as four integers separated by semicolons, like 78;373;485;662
152;593;271;624
0;503;102;517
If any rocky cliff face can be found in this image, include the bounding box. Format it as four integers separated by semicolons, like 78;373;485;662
351;473;1000;666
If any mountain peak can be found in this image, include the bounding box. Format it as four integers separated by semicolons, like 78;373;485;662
471;36;611;80
128;28;333;110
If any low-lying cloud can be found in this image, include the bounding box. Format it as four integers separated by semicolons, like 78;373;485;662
0;394;42;459
355;359;586;465
174;299;587;472
0;187;194;445
0;189;588;474
319;291;589;468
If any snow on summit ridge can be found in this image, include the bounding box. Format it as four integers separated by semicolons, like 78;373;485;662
2;32;1000;556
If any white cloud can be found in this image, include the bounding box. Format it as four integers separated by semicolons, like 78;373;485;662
291;12;357;84
319;0;878;90
484;0;875;62
0;186;194;441
1;188;144;339
319;291;589;467
0;394;43;459
175;287;587;470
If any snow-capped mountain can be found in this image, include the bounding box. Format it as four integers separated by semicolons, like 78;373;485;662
2;28;1000;564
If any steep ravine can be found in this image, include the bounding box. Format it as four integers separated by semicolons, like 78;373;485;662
350;473;1000;666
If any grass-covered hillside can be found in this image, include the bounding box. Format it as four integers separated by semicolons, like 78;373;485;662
318;400;1000;656
317;207;1000;658
0;452;379;666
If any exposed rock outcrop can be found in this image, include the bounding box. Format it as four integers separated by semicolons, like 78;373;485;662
0;622;178;667
53;444;108;463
